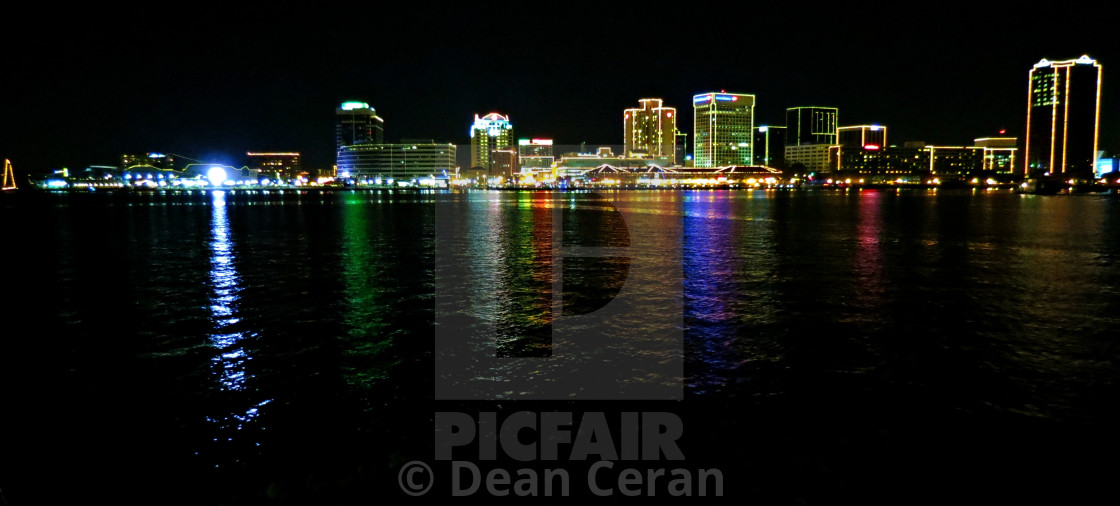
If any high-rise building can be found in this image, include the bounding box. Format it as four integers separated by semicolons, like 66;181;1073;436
470;113;515;173
336;101;384;153
753;126;787;167
1025;55;1102;177
786;107;838;146
838;125;886;149
624;98;677;157
785;107;838;173
675;131;688;166
693;92;755;167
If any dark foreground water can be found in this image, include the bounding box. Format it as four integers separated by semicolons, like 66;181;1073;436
2;188;1120;504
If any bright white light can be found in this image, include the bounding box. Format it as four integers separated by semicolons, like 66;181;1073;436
208;167;228;186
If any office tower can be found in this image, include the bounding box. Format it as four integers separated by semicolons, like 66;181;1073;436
336;101;384;152
753;126;787;167
785;107;838;173
470;113;515;172
838;125;887;149
786;107;838;146
1025;55;1102;177
624;98;677;157
693;92;755;167
675;131;688;166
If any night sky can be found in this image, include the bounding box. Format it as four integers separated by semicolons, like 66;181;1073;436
2;6;1115;175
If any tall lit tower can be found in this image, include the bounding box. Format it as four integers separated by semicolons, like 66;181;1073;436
693;92;755;167
470;113;515;172
336;101;384;152
624;98;677;157
1025;55;1102;177
786;107;838;146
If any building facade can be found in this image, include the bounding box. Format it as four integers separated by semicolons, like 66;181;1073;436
246;152;302;181
337;140;457;180
973;137;1018;175
753;126;787;167
693;92;755;167
518;139;555;176
787;107;839;146
1025;55;1102;177
624;98;677;157
838;125;886;149
336;101;384;153
470;113;515;173
121;152;176;171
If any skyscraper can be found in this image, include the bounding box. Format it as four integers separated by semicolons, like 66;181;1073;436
624;98;677;157
785;107;838;173
693;92;755;167
336;101;384;152
1025;55;1102;177
470;113;515;172
786;107;838;146
753;126;787;167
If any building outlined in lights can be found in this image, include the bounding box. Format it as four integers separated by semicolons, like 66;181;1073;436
785;106;838;173
1025;55;1102;177
693;92;754;168
624;98;677;158
518;139;554;177
469;113;515;175
837;125;886;149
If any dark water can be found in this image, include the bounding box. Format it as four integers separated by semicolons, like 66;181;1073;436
2;188;1120;504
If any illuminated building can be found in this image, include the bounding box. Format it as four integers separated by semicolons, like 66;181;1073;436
693;92;755;167
785;107;838;172
1025;55;1102;177
470;113;515;174
624;98;677;157
518;139;554;176
337;140;457;180
247;152;302;181
973;137;1017;175
785;144;833;173
336;101;384;153
830;144;985;182
121;152;175;171
753;126;786;167
554;146;673;178
786;107;838;146
838;125;886;149
675;131;688;166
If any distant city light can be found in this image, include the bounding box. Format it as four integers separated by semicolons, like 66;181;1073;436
208;166;228;186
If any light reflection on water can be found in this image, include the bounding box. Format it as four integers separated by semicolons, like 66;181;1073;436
205;190;270;456
5;188;1120;502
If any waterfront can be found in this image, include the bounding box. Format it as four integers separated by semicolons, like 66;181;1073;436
2;188;1120;504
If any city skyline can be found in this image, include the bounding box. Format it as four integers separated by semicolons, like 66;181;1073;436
1;7;1113;174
